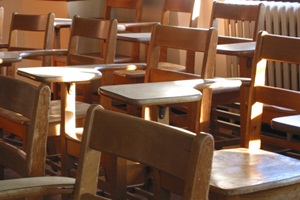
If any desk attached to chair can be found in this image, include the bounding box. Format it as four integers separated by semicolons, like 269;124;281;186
99;78;242;126
271;115;300;134
216;41;256;78
17;66;101;135
17;66;102;175
0;49;67;66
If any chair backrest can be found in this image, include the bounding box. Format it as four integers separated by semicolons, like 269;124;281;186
210;1;265;44
242;31;300;149
67;16;117;66
146;24;218;81
73;105;214;200
0;75;50;177
162;0;196;27
103;0;143;23
160;0;198;68
145;24;217;132
103;0;144;63
7;12;55;66
67;16;118;87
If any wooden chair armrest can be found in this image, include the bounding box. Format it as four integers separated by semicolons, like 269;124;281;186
54;18;72;28
0;177;75;200
119;22;159;30
222;77;251;85
95;63;146;72
218;36;253;44
193;77;246;91
19;49;68;58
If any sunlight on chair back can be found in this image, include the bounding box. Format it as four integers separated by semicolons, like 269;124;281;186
243;31;300;149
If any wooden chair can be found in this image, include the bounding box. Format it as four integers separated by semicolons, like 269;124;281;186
0;105;214;200
106;23;218;133
55;15;118;103
51;17;146;178
210;0;265;74
0;12;55;77
0;75;50;178
209;0;265;149
104;0;144;63
210;1;264;40
46;16;118;175
54;0;144;66
113;0;198;84
157;0;198;73
209;31;300;199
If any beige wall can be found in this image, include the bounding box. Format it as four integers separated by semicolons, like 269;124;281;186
0;0;226;77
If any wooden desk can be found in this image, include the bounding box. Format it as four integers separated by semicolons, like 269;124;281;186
116;22;156;43
100;78;243;107
217;42;256;78
100;79;205;106
17;66;101;175
117;32;151;43
0;51;22;65
210;147;300;199
271;114;300;135
99;78;239;124
99;79;205;124
17;66;101;135
0;49;67;66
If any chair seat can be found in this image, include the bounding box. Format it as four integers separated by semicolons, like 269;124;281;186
210;148;300;196
0;176;75;199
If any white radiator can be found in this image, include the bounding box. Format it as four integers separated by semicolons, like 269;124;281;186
227;1;300;91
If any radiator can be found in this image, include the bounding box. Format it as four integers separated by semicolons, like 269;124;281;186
226;1;300;91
